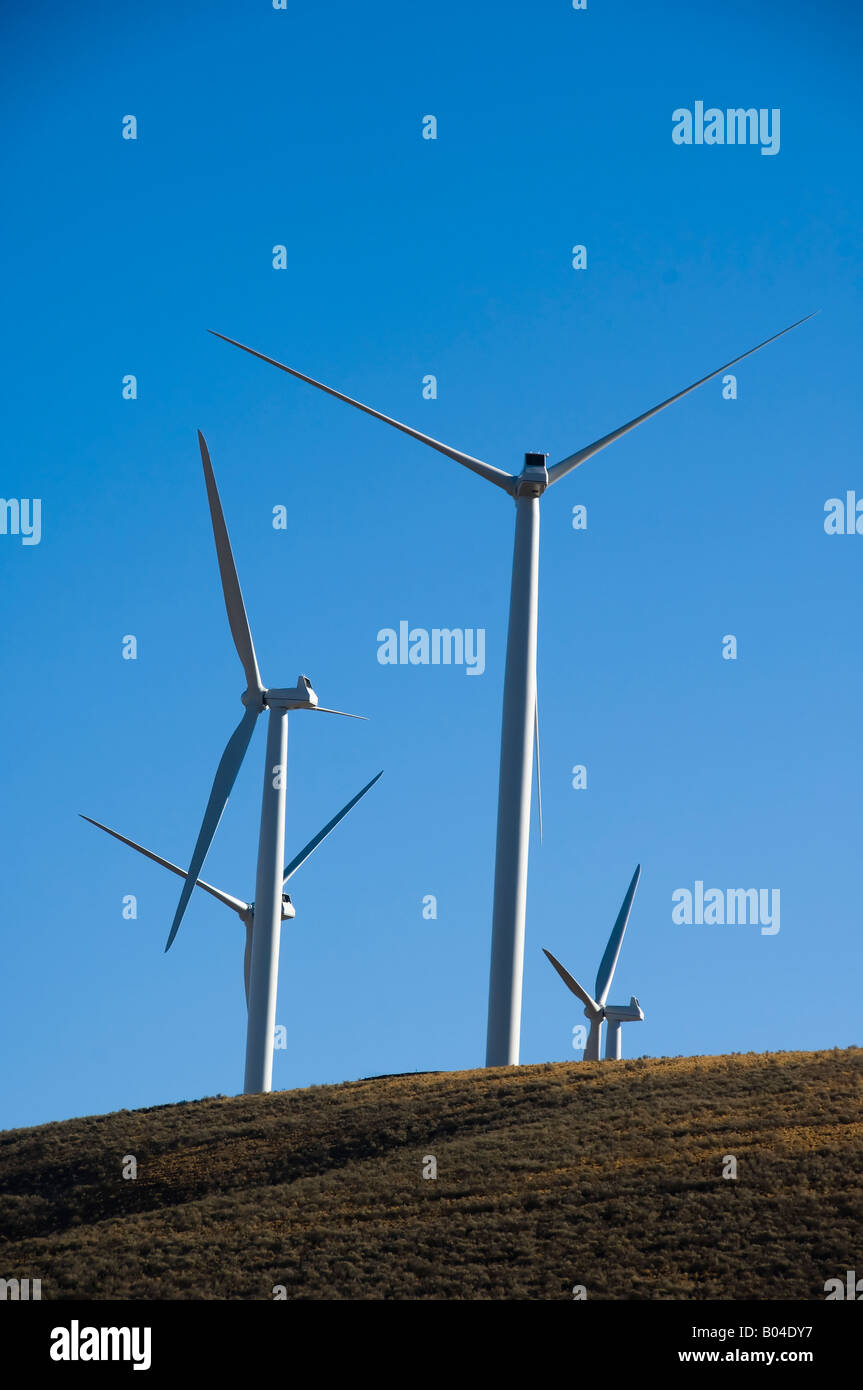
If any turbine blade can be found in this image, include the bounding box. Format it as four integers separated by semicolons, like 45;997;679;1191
534;691;543;844
312;706;369;720
208;331;517;494
595;864;642;1005
165;704;260;951
547;313;818;487
283;770;383;884
80;815;249;917
243;921;253;1008
198;431;264;698
542;948;601;1015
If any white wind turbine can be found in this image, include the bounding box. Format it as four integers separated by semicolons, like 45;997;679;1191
207;312;815;1067
114;430;367;1094
81;770;381;1009
543;864;643;1060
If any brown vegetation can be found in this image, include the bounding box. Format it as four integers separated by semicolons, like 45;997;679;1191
1;1048;860;1299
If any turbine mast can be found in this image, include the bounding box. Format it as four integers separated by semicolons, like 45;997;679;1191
244;704;290;1093
485;454;546;1066
604;1020;622;1060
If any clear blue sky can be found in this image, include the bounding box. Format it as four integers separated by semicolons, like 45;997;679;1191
1;0;860;1130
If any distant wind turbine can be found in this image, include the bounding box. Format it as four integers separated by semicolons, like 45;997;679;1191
544;864;643;1060
108;431;367;1094
208;312;815;1068
81;772;381;1012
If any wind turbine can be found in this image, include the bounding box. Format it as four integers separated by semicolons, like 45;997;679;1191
81;770;381;1010
207;311;815;1067
543;864;643;1060
143;430;366;1094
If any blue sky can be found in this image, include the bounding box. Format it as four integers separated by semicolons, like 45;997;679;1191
1;0;860;1130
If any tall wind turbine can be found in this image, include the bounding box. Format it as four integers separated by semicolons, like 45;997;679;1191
81;770;381;1011
544;864;643;1060
155;431;365;1093
208;312;815;1067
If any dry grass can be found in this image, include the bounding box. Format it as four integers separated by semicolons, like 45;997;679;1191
1;1048;860;1299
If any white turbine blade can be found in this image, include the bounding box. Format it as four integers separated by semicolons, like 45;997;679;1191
534;691;542;844
165;704;261;951
584;1017;602;1061
208;331;517;494
542;948;601;1016
198;431;265;698
243;921;253;1008
595;864;642;1006
80;815;249;917
283;770;383;884
312;706;369;720
547;313;818;487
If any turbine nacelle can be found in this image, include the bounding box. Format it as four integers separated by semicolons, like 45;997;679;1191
604;997;644;1024
246;893;295;923
242;677;320;712
515;451;549;498
265;675;320;711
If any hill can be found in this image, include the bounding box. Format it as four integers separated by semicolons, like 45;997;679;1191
1;1048;861;1300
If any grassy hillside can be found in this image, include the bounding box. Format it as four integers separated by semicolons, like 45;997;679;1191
1;1048;861;1300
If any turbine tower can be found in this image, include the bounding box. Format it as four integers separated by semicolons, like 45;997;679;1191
81;771;381;1010
145;431;365;1094
207;312;815;1067
543;864;643;1060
